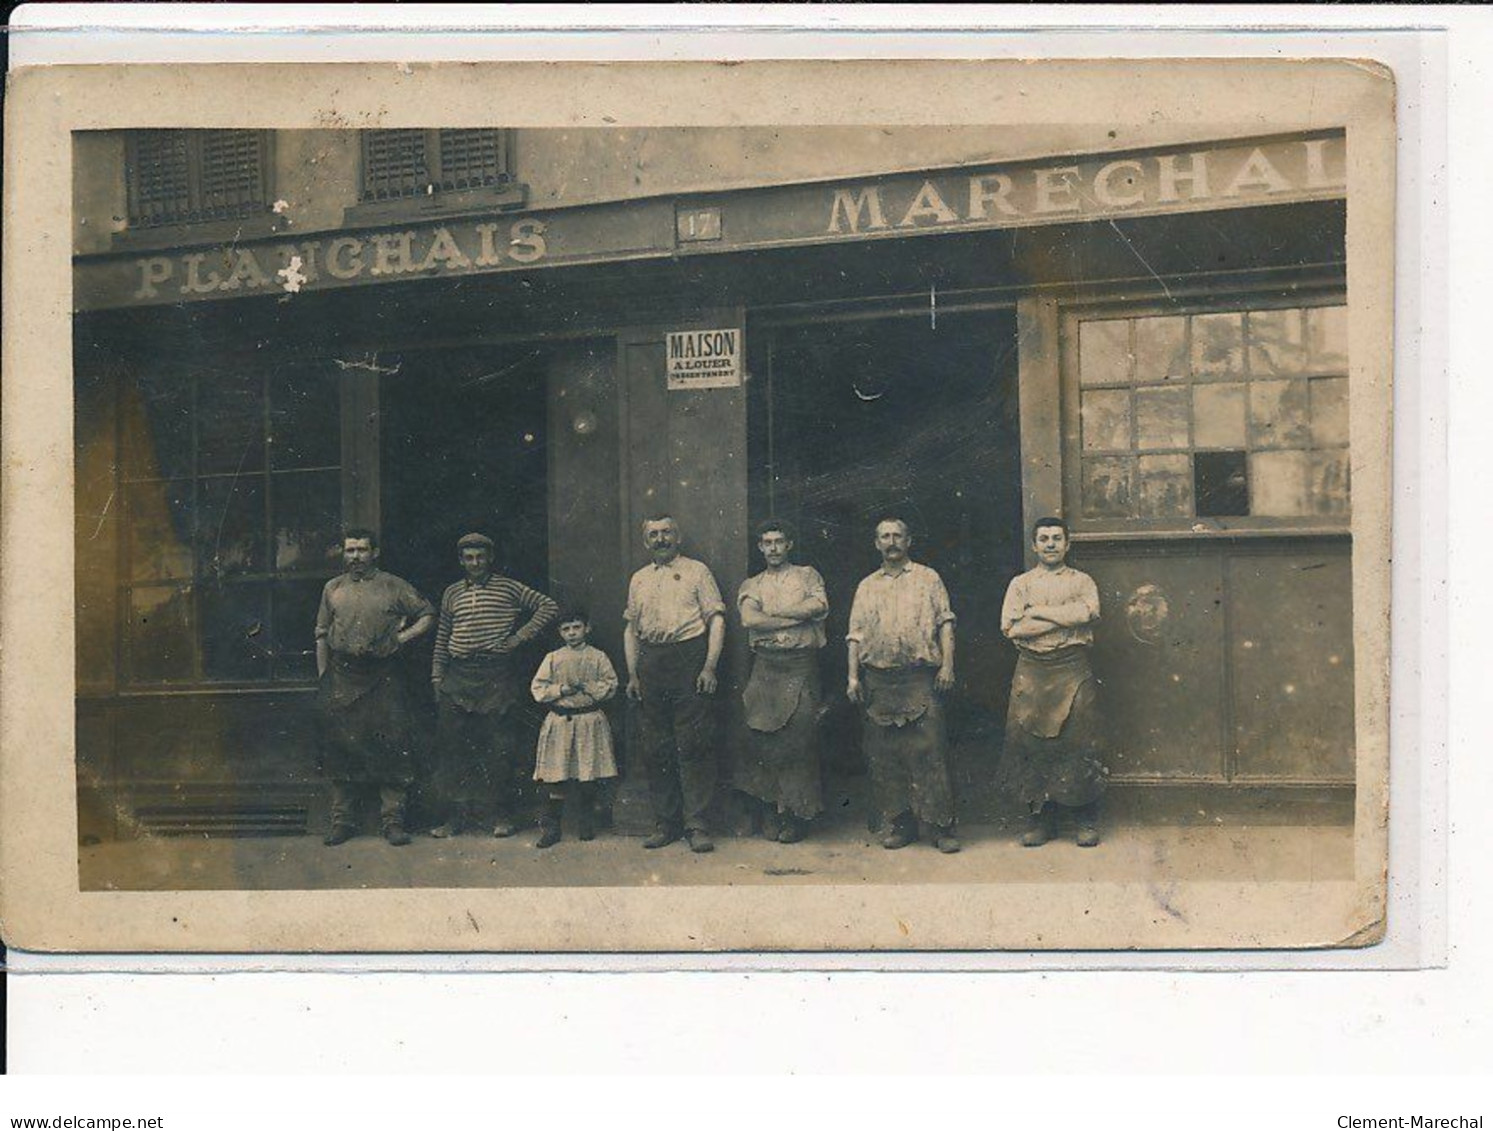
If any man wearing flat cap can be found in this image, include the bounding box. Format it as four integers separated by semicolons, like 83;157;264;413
429;532;559;838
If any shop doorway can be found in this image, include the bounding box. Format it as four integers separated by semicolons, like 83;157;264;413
380;343;551;602
747;310;1024;798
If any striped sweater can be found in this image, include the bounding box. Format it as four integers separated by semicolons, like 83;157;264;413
431;574;559;681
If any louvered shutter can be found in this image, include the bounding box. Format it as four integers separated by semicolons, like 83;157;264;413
361;129;430;201
436;129;509;191
127;130;269;227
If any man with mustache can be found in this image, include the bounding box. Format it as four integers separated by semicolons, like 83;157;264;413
623;514;726;853
846;518;961;854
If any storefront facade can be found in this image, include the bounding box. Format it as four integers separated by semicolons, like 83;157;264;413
73;127;1353;839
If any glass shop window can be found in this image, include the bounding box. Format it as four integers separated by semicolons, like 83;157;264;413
1074;303;1349;526
119;362;342;687
125;130;272;229
360;129;513;201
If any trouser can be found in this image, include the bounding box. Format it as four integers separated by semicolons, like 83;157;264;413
637;636;717;833
329;780;408;829
432;699;525;823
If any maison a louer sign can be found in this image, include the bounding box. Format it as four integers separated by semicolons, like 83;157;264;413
75;133;1345;311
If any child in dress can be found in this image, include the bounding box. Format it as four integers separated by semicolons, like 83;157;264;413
529;607;619;848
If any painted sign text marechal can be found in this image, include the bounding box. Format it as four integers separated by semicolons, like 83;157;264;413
825;138;1344;235
132;218;547;300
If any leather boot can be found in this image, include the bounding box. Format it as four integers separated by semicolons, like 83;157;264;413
535;796;564;849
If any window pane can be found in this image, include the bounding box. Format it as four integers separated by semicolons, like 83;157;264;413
1249;450;1314;516
269;363;340;469
1081;389;1131;451
1311;377;1350;447
1134;386;1190;450
1308;305;1348;371
1189;312;1245;379
1193;383;1247;449
196;369;265;474
1136;454;1194;517
197;476;266;578
122;373;193;481
1247;308;1307;376
127;585;194;683
272;578;326;682
1079;320;1131;385
1309;449;1351;516
1132;316;1188;383
200;581;271;682
126;480;194;581
273;470;342;573
1081;456;1134;518
1195;451;1250;517
1248;380;1312;449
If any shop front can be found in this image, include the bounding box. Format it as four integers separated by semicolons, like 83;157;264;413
73;129;1353;840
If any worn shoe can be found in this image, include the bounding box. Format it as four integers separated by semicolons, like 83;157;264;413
1075;824;1101;848
491;819;519;839
685;828;715;854
576;807;596;842
881;826;918;850
776;814;807;844
1020;817;1051;848
643;826;681;850
934;830;962;855
322;824;356;847
382;823;412;847
535;824;562;849
428;822;458;839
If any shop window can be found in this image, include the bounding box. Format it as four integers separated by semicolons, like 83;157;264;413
119;362;342;687
1074;303;1349;526
125;130;271;228
360;128;512;201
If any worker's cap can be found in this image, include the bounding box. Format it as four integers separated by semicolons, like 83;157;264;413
456;533;495;551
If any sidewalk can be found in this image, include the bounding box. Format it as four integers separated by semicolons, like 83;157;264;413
80;818;1354;892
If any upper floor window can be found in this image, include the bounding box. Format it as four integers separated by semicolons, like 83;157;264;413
125;130;272;229
360;129;513;201
1066;299;1349;530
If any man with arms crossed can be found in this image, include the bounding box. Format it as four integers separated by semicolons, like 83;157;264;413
624;515;726;853
736;518;828;843
846;517;960;854
315;527;435;847
1000;517;1108;847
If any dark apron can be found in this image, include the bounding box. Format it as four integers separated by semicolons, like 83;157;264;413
743;649;819;733
862;664;936;728
1008;646;1093;738
439;654;520;716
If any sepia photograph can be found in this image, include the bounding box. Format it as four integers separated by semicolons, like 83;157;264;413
1;57;1396;951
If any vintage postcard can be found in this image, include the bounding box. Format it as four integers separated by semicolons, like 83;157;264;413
0;57;1394;952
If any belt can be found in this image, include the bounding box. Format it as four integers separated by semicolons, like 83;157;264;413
550;704;604;719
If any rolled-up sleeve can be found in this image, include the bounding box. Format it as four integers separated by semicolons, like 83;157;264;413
845;581;869;644
1081;574;1101;623
930;573;956;628
695;563;726;621
1000;576;1026;637
314;581;334;641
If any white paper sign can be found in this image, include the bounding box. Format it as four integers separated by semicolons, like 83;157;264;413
666;327;741;390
